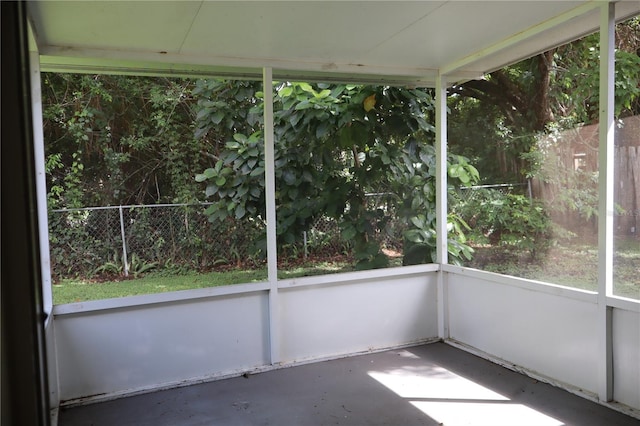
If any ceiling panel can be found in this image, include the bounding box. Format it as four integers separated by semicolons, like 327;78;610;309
181;2;445;65
367;1;585;68
30;1;203;53
28;1;640;86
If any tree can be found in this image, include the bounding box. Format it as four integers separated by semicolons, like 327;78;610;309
448;18;640;183
447;17;639;243
42;73;213;208
195;81;478;268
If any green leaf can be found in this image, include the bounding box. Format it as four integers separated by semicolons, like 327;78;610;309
205;185;217;197
237;186;249;197
195;168;216;182
250;167;265;177
410;215;425;229
341;225;357;240
295;100;313;110
204;204;218;216
298;82;314;93
249;186;261;197
457;169;470;184
210;110;225;125
278;86;293;97
196;107;212;120
316;89;331;99
215;176;226;186
235;204;246;219
233;133;247;143
316;121;330;139
282;170;297;185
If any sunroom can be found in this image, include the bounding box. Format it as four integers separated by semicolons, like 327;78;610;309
3;1;640;425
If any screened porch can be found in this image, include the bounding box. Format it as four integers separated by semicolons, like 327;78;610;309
15;1;640;425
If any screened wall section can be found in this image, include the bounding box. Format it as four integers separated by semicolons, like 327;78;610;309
19;1;640;424
448;17;639;301
44;76;269;303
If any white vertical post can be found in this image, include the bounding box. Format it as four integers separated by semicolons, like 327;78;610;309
263;67;280;364
119;206;129;277
435;73;449;339
597;1;615;403
303;231;308;259
29;27;61;412
29;49;53;317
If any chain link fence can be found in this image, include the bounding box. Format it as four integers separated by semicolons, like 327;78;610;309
49;196;407;281
48;203;265;280
49;188;536;281
455;182;531;204
293;193;405;260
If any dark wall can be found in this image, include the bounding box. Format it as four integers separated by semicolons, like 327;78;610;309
1;2;50;425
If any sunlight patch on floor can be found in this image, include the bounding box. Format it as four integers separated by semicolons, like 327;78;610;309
368;350;564;426
410;401;563;426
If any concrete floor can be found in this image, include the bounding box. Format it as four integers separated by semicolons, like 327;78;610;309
58;343;639;426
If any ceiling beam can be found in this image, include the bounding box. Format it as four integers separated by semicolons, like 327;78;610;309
37;49;441;87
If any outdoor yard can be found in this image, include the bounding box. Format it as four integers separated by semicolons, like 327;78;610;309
52;238;639;304
467;238;640;298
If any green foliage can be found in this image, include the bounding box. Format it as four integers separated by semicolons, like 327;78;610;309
553;32;640;125
455;189;552;258
93;252;162;279
48;203;266;281
48;209;121;281
391;143;477;266
127;253;158;278
42;74;212;207
449;18;640;184
195;81;479;268
93;258;122;276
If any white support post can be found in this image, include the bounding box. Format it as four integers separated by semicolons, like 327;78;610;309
435;75;448;266
263;67;280;364
29;49;53;317
30;34;61;414
597;1;615;403
119;205;129;277
435;73;449;339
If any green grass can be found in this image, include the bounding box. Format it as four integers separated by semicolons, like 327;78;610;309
53;260;355;305
467;238;640;299
53;239;639;304
53;269;269;305
278;260;354;279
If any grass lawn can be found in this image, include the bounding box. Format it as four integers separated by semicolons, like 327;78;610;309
53;260;358;305
467;238;640;299
52;268;269;305
53;239;639;305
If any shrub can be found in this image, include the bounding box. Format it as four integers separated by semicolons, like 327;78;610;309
455;189;552;259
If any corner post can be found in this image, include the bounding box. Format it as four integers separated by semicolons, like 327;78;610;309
597;1;615;402
435;73;449;339
263;67;280;364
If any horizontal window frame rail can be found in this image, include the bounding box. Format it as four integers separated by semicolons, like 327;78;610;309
444;264;640;311
52;264;441;316
442;263;598;304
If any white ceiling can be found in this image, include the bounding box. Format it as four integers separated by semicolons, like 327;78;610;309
28;1;640;86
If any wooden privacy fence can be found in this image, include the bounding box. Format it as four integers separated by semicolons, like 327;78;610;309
531;115;639;237
616;145;640;235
